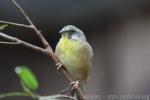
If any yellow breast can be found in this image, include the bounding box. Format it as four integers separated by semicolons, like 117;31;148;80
59;36;80;55
55;36;91;81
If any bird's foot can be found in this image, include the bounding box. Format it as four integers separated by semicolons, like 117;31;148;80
70;80;79;90
56;62;63;70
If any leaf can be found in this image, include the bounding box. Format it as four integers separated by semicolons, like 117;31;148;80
15;66;39;92
0;24;8;31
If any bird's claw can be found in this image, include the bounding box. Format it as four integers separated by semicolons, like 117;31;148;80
70;80;79;90
56;63;63;70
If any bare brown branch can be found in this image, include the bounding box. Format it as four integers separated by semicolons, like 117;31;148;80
11;0;50;48
0;21;31;28
11;0;33;25
0;32;44;53
0;41;19;45
58;87;70;94
0;0;87;99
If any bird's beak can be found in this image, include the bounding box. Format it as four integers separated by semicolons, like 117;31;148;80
59;28;65;34
59;30;63;34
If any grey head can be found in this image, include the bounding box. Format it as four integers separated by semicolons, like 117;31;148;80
59;25;86;41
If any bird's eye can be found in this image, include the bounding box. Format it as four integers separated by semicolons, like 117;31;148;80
69;30;75;33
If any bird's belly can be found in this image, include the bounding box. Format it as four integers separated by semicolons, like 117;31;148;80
59;51;90;81
56;38;91;81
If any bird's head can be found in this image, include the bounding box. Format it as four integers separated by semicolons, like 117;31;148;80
59;25;86;41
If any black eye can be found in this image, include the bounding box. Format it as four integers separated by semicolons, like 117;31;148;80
69;30;75;33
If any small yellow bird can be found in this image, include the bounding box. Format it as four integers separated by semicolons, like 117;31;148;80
55;25;93;96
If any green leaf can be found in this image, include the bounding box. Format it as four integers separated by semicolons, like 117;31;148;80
0;24;8;31
15;66;39;92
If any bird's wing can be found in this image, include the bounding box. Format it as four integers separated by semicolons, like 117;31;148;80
83;42;94;60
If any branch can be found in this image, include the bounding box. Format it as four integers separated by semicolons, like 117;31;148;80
0;0;87;99
0;92;77;100
11;0;49;48
39;95;77;100
58;87;70;94
0;41;19;45
0;92;30;99
0;20;31;28
0;32;44;54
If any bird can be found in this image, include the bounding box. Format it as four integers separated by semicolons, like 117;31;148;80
55;25;93;99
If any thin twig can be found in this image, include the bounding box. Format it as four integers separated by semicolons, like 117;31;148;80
11;0;49;48
0;92;30;99
0;20;31;28
11;0;32;25
39;95;77;100
58;87;70;94
0;32;45;54
0;41;19;45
